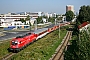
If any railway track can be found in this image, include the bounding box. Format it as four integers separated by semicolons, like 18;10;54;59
50;31;72;60
1;53;16;60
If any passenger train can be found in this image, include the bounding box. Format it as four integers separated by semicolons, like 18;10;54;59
8;22;70;52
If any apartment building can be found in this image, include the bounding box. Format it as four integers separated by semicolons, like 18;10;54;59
66;5;74;13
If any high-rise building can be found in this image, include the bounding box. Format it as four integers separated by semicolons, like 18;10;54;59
66;5;74;13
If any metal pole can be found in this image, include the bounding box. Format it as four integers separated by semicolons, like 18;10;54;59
59;22;60;38
35;19;37;30
36;19;37;30
29;17;31;31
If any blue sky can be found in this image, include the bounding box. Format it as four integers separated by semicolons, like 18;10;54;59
0;0;90;14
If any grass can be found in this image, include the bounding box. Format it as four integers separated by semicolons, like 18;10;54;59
0;40;11;59
9;29;67;60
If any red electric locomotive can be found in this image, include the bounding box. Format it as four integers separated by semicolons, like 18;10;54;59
9;33;37;52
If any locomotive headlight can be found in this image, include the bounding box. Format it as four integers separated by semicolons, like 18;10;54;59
15;40;19;44
15;40;18;43
14;40;19;48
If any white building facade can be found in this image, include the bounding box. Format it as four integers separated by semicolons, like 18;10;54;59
0;12;39;21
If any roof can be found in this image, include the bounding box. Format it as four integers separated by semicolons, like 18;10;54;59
45;24;55;28
32;28;48;34
78;22;89;29
45;24;59;28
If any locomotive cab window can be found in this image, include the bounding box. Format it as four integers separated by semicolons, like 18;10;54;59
12;41;18;45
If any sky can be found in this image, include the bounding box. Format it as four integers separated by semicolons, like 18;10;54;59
0;0;90;14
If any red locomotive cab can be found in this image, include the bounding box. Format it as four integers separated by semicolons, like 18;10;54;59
9;32;37;52
9;35;25;52
9;39;20;52
10;40;19;49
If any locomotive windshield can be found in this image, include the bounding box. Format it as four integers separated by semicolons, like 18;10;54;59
12;41;18;45
16;36;23;38
16;33;31;38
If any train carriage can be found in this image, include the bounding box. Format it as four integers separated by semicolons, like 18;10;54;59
33;28;48;40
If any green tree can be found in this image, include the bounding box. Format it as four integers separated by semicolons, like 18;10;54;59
25;15;30;21
65;11;75;21
79;30;90;60
20;18;26;24
77;5;90;24
42;15;48;19
57;17;63;21
36;16;43;24
48;17;56;23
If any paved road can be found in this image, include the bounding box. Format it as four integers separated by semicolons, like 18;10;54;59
0;31;30;41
